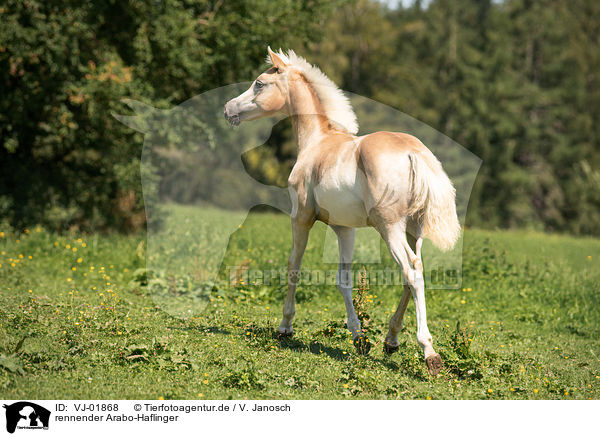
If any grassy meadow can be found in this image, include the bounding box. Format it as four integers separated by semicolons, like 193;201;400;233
1;205;599;400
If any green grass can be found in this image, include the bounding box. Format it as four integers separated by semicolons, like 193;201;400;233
1;205;599;400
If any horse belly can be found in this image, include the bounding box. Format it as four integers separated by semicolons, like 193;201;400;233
313;182;368;227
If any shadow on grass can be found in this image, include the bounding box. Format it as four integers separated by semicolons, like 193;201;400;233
239;321;431;379
277;335;351;362
176;320;430;379
236;321;351;361
278;334;429;379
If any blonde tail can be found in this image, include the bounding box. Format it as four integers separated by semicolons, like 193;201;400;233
407;151;461;251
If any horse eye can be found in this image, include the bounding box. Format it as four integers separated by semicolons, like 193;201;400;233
255;81;264;90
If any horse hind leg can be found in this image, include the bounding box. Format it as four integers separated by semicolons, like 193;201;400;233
379;220;442;375
383;223;418;353
383;284;410;354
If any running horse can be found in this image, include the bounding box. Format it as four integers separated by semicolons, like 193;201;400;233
224;48;460;375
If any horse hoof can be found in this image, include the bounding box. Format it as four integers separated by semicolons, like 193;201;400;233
353;336;372;355
425;353;442;376
277;330;294;340
383;342;399;354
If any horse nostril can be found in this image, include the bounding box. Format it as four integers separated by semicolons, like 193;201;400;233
223;108;240;126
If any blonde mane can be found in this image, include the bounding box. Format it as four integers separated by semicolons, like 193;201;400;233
267;49;359;135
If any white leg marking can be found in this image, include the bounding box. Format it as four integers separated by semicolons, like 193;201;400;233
382;224;436;359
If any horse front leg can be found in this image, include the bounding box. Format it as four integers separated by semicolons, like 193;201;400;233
331;225;371;355
278;219;311;337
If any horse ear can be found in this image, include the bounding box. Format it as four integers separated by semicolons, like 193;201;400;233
267;46;287;69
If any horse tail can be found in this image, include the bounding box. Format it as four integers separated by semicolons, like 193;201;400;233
406;151;460;251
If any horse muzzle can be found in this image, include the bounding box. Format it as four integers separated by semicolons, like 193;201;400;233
224;110;240;126
224;101;241;126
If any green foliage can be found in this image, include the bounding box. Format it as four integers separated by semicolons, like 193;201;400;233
2;0;598;235
0;2;146;231
450;321;473;359
0;0;340;232
123;338;197;370
570;161;600;235
223;367;266;391
0;354;25;376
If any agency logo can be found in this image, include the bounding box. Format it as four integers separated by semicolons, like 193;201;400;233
2;402;50;434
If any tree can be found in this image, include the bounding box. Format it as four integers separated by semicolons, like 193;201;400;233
0;0;341;231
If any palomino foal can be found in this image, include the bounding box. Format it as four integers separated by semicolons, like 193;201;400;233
224;48;460;375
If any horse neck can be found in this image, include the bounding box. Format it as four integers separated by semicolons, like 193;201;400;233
287;73;331;153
